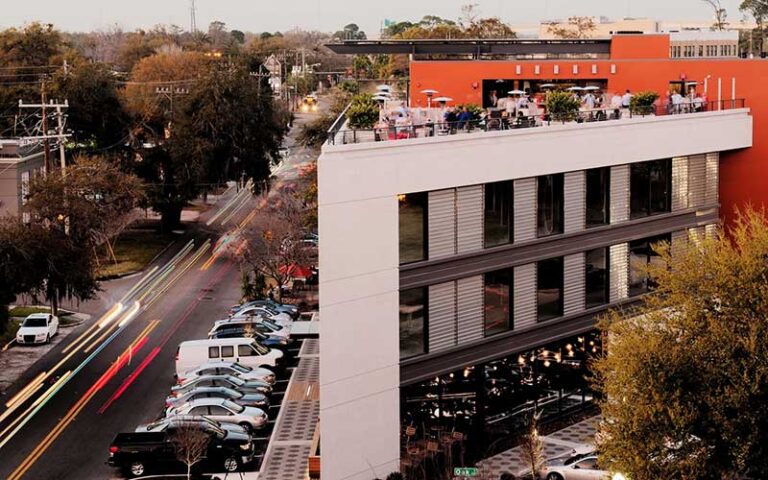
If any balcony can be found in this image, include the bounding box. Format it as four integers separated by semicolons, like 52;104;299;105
327;99;747;147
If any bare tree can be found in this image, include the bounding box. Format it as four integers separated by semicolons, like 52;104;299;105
520;411;544;479
703;0;729;30
547;17;597;39
169;426;211;480
239;188;315;301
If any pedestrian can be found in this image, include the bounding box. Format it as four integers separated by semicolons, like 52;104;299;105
621;89;633;109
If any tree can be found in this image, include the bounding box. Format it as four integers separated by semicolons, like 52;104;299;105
0;217;45;334
333;23;367;41
741;0;768;55
520;411;544;479
239;189;315;301
169;426;211;480
702;0;728;30
594;208;768;479
547;16;597;39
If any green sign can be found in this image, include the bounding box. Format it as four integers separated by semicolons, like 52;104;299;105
453;467;479;477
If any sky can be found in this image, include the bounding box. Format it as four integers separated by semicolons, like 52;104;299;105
0;0;750;36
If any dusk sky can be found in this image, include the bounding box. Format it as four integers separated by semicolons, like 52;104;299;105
2;0;749;35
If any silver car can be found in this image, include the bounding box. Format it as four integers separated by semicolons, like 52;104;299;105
165;398;268;433
135;415;248;436
165;386;269;410
178;362;276;385
172;374;272;396
539;453;610;480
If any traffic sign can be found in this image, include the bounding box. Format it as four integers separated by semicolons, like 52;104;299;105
453;467;479;477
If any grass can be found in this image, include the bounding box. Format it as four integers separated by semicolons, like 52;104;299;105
0;319;21;346
97;230;175;280
9;306;73;318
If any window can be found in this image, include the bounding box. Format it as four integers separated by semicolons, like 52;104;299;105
537;258;564;321
189;406;207;415
484;181;514;247
221;346;234;358
238;345;253;356
629;234;671;297
399;287;427;359
484;269;513;335
208;347;219;358
209;405;229;415
585;248;609;308
698;45;704;57
537;174;564;237
630;159;671;219
585;168;610;227
576;458;598;470
399;192;428;264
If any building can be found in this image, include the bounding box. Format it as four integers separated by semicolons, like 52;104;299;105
319;34;760;480
539;16;755;39
0;139;45;219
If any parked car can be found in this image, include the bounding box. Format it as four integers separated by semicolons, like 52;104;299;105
164;398;268;433
211;317;290;340
108;420;253;477
177;362;276;385
209;325;291;347
228;305;292;325
135;415;248;436
165;387;270;410
16;313;59;345
172;374;273;396
176;338;284;374
539;452;611;480
230;299;299;319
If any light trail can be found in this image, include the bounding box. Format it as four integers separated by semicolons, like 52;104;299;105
4;373;46;410
97;346;161;414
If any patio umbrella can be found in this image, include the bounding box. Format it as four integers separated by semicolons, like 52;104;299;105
508;90;526;95
539;83;556;89
567;86;584;91
376;85;392;91
433;96;453;103
582;86;600;91
421;89;439;108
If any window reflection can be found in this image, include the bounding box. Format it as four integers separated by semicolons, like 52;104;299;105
484;269;513;335
399;192;428;264
537;174;564;237
400;287;427;359
484;181;514;248
629;234;671;297
585;248;608;308
586;167;610;228
537;257;564;321
630;160;671;220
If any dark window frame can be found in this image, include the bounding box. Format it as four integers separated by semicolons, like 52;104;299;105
537;257;564;321
628;234;671;297
537;174;564;238
585;247;609;308
399;287;428;360
484;268;514;336
585;167;610;228
630;159;672;220
484;181;514;248
399;192;429;265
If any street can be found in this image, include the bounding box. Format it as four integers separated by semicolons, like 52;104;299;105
0;104;321;480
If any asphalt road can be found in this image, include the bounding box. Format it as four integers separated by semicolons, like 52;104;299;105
0;104;322;480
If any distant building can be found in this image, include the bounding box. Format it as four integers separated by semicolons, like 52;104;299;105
263;54;283;94
0;139;45;219
539;16;756;40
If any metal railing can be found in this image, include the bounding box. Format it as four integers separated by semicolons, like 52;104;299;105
326;98;746;146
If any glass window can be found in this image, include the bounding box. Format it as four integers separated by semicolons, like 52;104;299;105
400;288;427;359
484;181;514;247
399;192;428;264
484;269;513;335
221;346;234;358
208;347;219;358
585;248;609;308
537;258;564;321
629;234;671;297
209;405;229;415
585;168;610;228
537;174;564;237
238;345;253;356
630;160;671;219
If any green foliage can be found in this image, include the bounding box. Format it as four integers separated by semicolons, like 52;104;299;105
346;93;379;129
297;114;335;148
545;91;581;122
333;23;367;41
242;269;269;301
338;80;359;94
594;208;768;479
630;91;660;115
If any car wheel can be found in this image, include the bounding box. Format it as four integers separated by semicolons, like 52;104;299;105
129;460;146;477
223;456;240;472
546;473;564;480
239;422;253;434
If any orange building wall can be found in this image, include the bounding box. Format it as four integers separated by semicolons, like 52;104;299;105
610;34;670;59
409;56;767;228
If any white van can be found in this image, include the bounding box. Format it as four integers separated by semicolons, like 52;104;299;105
176;338;284;375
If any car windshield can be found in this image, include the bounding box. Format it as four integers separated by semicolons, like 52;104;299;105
221;387;242;398
22;317;47;327
200;422;226;438
564;453;593;466
222;400;244;413
143;420;164;431
230;363;250;373
261;320;280;331
227;376;245;386
262;305;279;315
252;340;270;355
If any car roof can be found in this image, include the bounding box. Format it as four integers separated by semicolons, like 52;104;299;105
178;397;229;408
179;338;259;347
25;313;50;319
179;374;239;385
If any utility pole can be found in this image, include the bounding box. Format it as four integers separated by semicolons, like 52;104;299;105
154;84;190;138
41;81;51;173
18;97;70;175
190;0;197;33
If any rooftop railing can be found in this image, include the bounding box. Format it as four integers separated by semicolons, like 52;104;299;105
326;98;746;146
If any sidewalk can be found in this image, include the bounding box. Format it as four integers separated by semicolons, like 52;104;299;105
478;416;600;478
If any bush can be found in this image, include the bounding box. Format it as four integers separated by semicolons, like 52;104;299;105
630;91;659;116
346;93;380;129
546;91;581;122
297;114;335;147
339;80;360;94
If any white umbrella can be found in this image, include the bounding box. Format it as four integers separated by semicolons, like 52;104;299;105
539;83;556;88
583;86;600;91
371;96;389;102
567;86;584;91
376;85;392;91
421;89;439;95
433;96;453;103
508;90;526;95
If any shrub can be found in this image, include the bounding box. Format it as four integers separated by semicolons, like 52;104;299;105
630;91;660;115
346;93;380;129
339;79;360;94
297;114;335;147
546;91;581;122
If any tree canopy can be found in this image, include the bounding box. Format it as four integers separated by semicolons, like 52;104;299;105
594;208;768;479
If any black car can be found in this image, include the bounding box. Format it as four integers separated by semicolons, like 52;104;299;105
108;421;254;478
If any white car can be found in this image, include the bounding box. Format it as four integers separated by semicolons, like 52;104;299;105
165;398;268;433
229;305;292;326
178;362;276;385
16;313;59;344
135;415;248;436
210;317;291;339
539;453;611;480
